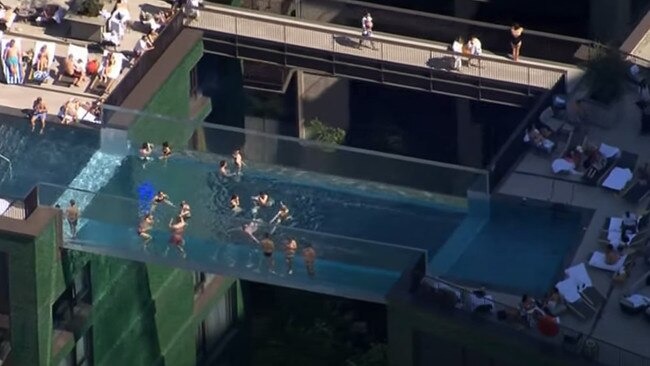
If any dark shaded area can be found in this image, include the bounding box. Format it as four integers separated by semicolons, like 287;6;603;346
246;281;388;366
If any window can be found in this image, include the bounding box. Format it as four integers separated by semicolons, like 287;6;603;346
58;329;93;366
196;285;237;360
189;65;199;98
52;265;91;330
193;272;216;294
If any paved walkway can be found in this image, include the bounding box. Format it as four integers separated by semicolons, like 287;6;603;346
192;3;568;91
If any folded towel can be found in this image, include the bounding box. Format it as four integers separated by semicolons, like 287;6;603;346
599;143;620;159
602;167;633;191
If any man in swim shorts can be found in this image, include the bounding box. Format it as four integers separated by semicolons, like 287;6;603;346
168;215;187;258
31;97;48;134
66;199;79;238
4;39;21;81
138;213;154;245
260;233;275;272
285;238;298;274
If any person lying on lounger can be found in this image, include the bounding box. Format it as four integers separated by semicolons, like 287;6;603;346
36;45;49;72
4;39;21;79
524;125;554;153
605;244;622;265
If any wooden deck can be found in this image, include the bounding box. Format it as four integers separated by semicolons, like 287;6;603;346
192;4;567;91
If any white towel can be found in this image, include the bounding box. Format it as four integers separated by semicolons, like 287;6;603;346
599;143;620;159
552;158;576;174
625;294;650;307
602;168;633;191
565;263;593;288
608;217;623;232
589;252;627;272
556;278;581;303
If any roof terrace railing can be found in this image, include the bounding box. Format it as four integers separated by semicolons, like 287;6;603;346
295;0;599;65
420;276;650;366
105;9;185;107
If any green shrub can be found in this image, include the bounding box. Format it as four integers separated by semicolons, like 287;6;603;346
308;118;346;145
78;0;103;17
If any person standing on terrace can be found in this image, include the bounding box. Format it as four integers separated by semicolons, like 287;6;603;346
510;23;524;62
357;12;376;50
66;199;79;239
30;97;47;134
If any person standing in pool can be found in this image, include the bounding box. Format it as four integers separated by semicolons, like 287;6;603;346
251;192;272;217
230;194;242;214
160;141;172;161
303;244;316;277
285;238;298;274
260;233;275;272
138;213;154;245
151;191;174;213
270;202;291;234
232;149;245;175
66;199;79;238
139;142;154;168
219;160;232;178
179;200;191;220
169;215;187;258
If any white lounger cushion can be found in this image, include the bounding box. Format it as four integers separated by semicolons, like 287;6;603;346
625;294;650;307
0;199;10;215
589;252;627;272
599;143;620;159
608;217;623;232
556;278;581;303
602;167;633;191
564;263;593;288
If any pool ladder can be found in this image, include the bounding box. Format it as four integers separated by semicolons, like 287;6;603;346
0;153;12;180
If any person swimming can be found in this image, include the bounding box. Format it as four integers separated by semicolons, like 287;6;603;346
230;194;242;214
179;200;191;220
219;160;231;177
138;213;154;245
150;191;174;213
270;202;291;234
241;219;261;244
168;215;187;258
160;141;172;160
251;192;272;216
140;142;154;168
232;149;245;175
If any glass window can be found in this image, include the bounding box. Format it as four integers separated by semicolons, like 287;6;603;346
75;330;93;366
73;265;92;304
52;265;92;331
196;286;236;360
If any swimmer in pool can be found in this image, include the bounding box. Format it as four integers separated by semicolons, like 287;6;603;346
138;213;154;246
251;192;272;217
150;191;174;213
303;244;316;277
270;202;291;234
179;200;191;220
168;215;187;258
139;142;154;168
260;233;275;272
232;149;245;175
285;238;298;274
230;194;242;214
219;160;232;177
241;219;261;244
160;141;172;160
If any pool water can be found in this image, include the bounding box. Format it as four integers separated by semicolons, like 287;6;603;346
98;153;467;253
0;118;101;198
443;200;586;296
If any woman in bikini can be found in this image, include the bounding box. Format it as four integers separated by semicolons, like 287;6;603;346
36;44;50;72
150;191;174;213
138;213;154;245
510;23;524;62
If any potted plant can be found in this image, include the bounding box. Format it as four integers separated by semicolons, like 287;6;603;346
65;0;110;42
582;47;629;105
305;118;346;146
77;0;103;16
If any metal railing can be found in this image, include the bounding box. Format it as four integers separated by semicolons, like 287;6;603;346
198;5;566;102
295;0;599;65
0;153;12;181
420;276;650;366
104;10;185;107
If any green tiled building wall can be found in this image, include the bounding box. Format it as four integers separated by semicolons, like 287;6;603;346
128;39;207;148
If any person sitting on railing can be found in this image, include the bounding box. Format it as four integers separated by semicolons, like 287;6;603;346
523;125;554;153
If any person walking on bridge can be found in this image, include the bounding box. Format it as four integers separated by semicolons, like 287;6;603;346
510;23;524;62
358;12;376;50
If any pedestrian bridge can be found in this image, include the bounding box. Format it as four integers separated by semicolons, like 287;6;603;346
191;4;568;107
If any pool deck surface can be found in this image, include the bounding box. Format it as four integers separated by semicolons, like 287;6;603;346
0;0;170;113
495;80;650;359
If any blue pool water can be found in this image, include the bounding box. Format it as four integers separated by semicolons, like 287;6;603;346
443;200;586;296
0;117;100;198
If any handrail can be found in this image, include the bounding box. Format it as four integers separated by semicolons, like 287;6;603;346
198;3;569;76
0;153;12;180
423;275;650;366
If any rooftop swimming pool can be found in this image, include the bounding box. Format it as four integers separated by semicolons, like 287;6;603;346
0;113;588;300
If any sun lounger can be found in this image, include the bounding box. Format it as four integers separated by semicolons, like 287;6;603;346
599;229;647;248
30;41;55;83
0;198;11;216
76;106;101;124
58;44;88;86
0;8;16;31
90;51;125;93
564;263;606;309
556;278;596;320
622;180;650;203
1;37;24;84
589;251;628;272
601;167;634;191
